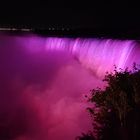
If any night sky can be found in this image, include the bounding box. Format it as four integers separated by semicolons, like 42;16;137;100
0;1;140;31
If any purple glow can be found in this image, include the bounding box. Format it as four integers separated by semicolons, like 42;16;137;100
0;34;140;140
22;36;139;76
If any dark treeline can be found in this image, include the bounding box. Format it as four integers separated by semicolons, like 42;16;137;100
77;64;140;140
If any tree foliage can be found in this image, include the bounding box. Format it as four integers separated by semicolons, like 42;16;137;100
78;64;140;140
76;132;95;140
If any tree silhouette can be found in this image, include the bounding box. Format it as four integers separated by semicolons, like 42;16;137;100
76;132;95;140
77;64;140;140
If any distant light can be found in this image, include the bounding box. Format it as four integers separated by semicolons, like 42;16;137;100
21;29;30;31
0;28;11;31
0;28;31;32
12;28;16;31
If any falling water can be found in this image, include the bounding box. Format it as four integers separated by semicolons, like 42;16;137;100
0;34;140;140
44;37;139;76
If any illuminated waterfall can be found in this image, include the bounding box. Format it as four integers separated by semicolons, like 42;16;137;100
44;37;139;77
1;34;140;140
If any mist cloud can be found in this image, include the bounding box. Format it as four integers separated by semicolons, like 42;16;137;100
0;34;102;140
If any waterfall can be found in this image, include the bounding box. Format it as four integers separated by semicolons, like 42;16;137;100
1;34;140;140
44;37;139;77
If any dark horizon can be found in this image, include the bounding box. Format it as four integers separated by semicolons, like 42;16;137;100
1;27;140;40
0;1;140;32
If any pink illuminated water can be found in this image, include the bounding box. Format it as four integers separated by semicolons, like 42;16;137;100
0;34;140;140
